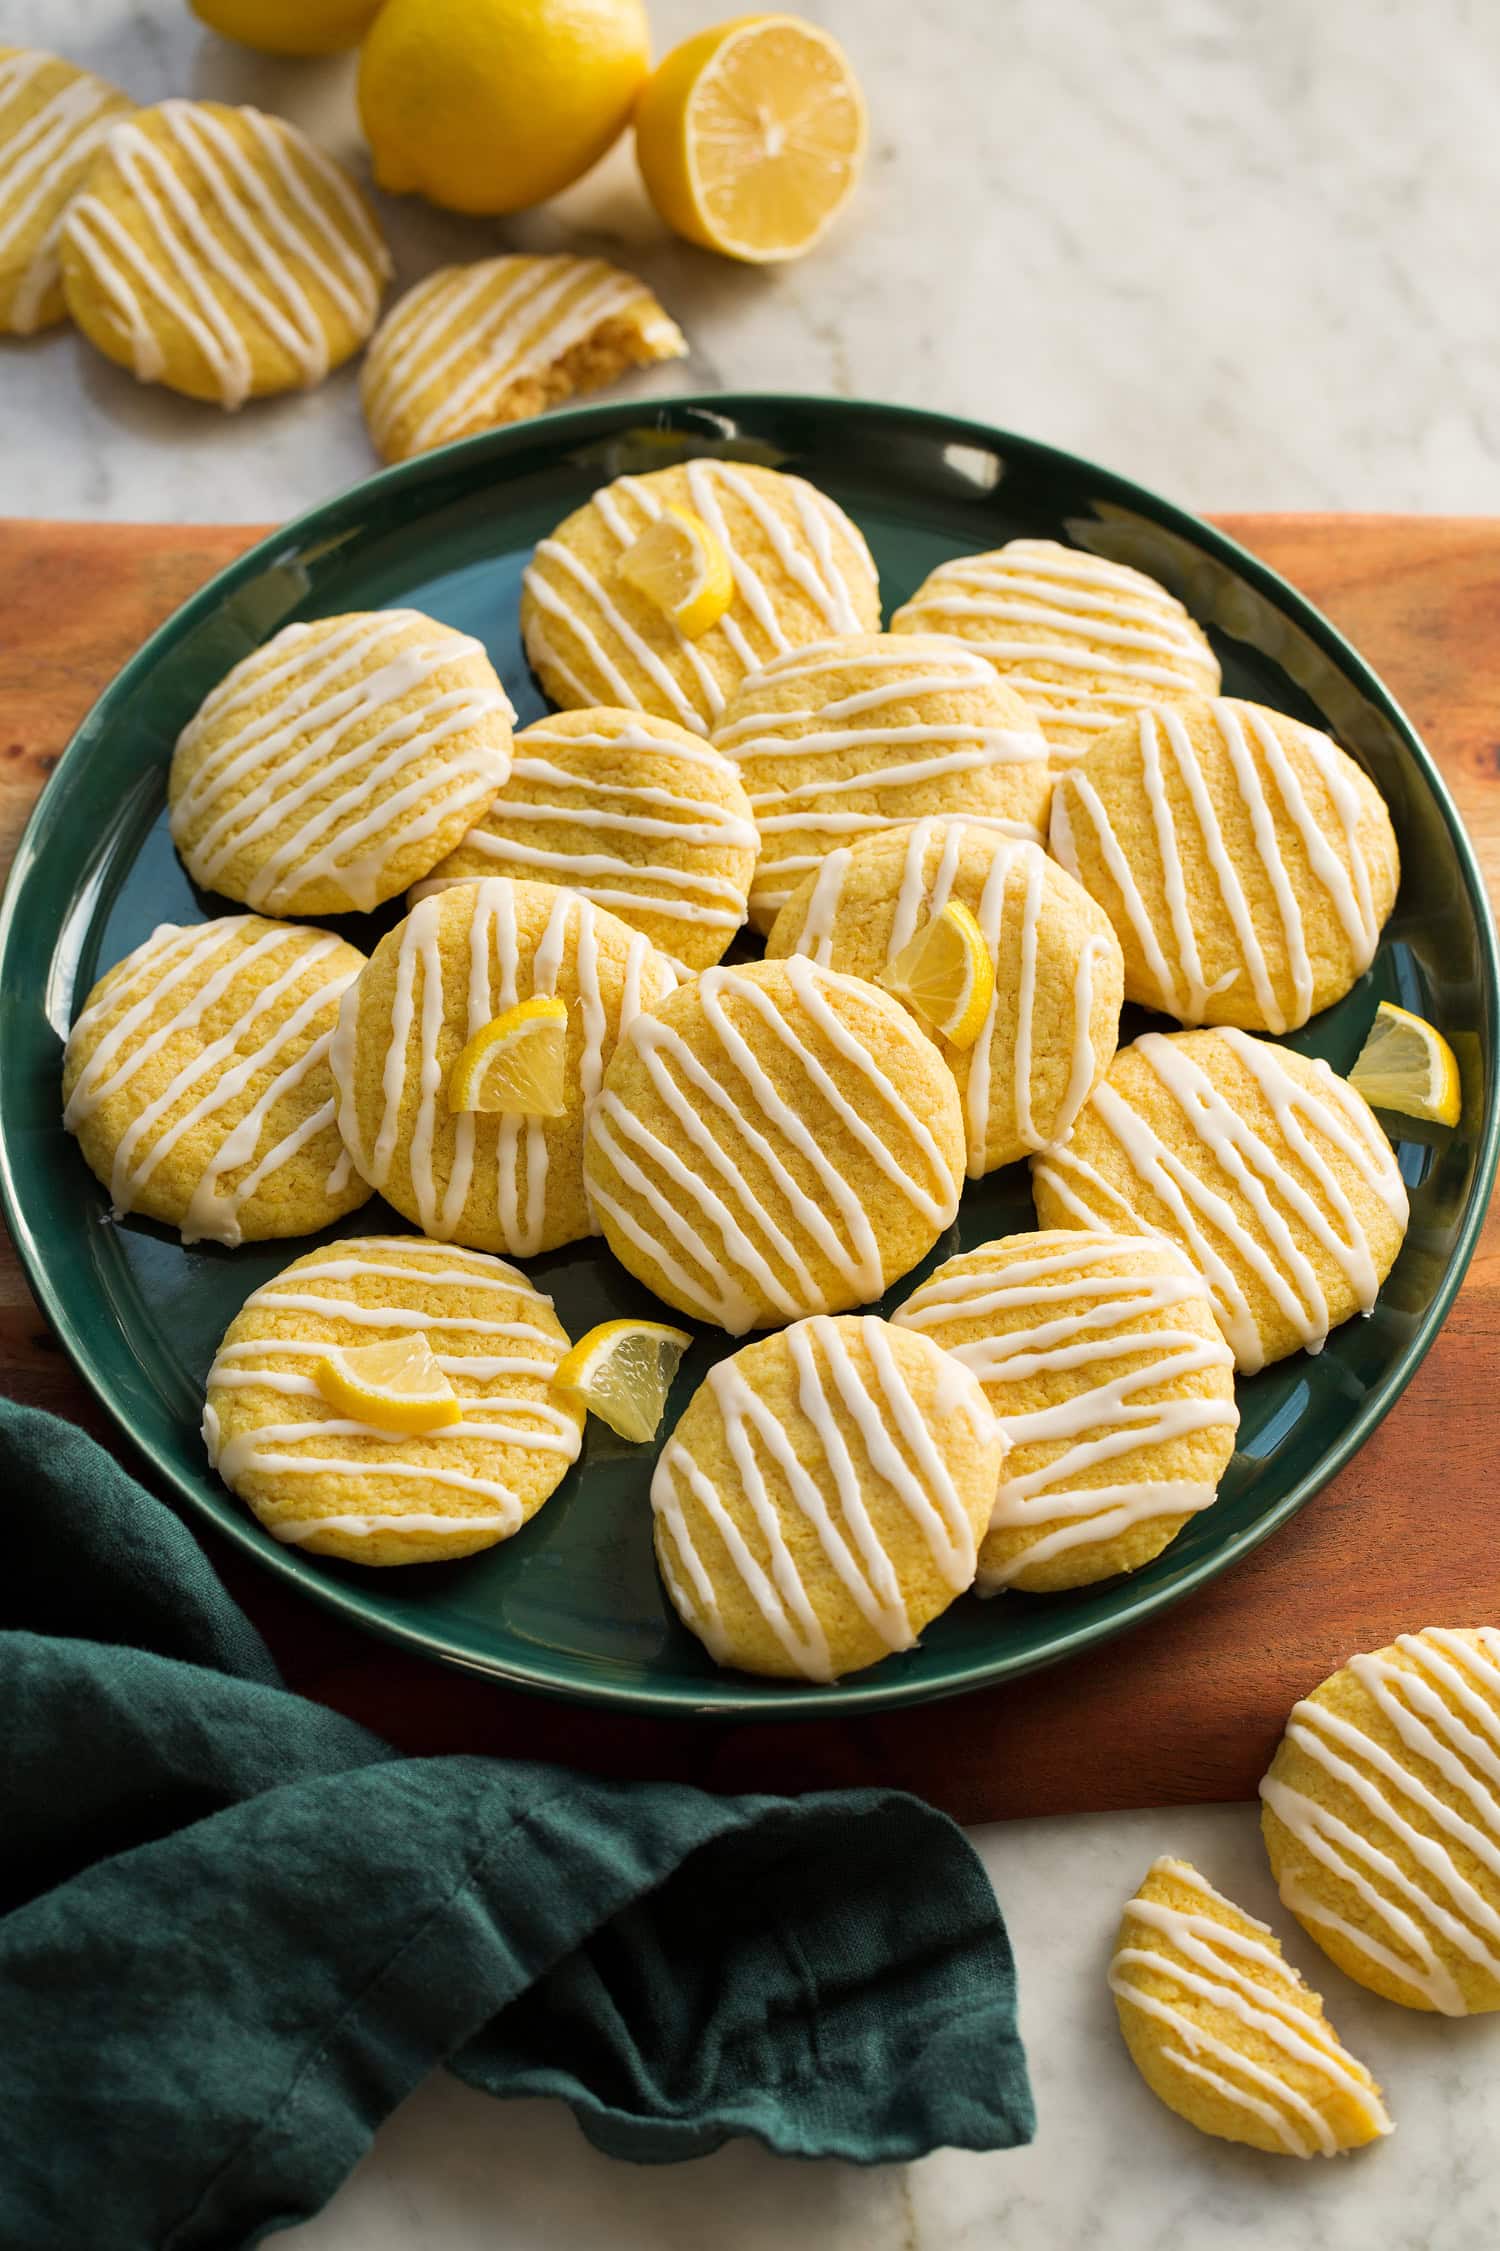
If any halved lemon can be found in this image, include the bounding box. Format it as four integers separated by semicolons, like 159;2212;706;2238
1348;1001;1462;1125
617;504;734;638
878;899;995;1049
553;1318;694;1443
447;996;568;1116
634;13;867;265
315;1335;462;1435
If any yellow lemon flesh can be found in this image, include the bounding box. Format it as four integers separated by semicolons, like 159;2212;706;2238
553;1318;693;1443
879;899;995;1050
189;0;382;55
634;12;867;263
358;0;651;216
315;1335;462;1435
616;505;734;639
447;996;569;1116
1348;1000;1462;1126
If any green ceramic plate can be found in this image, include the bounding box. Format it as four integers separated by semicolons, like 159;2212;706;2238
2;395;1495;1717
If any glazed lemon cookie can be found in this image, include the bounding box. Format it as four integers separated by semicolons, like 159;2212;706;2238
0;47;132;335
895;1231;1237;1591
1031;1027;1408;1374
766;817;1122;1172
411;705;757;973
1050;698;1399;1033
584;956;966;1333
1261;1627;1500;2015
362;253;686;463
60;98;390;406
62;915;370;1248
651;1313;1003;1679
891;538;1220;763
1110;1858;1391;2157
331;877;675;1259
168;609;514;916
520;460;880;735
204;1236;582;1566
713;634;1052;932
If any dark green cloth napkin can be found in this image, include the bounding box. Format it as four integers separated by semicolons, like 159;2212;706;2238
0;1402;1033;2250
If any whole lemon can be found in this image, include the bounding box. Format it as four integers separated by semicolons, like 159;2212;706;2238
189;0;383;56
358;0;651;216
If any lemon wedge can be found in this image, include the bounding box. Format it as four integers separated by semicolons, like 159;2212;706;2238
447;996;568;1116
1348;1000;1462;1126
315;1335;462;1435
617;505;734;639
553;1318;693;1443
878;899;995;1049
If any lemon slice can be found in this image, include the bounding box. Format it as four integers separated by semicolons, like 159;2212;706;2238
634;13;867;264
315;1335;462;1435
447;996;568;1116
1348;1000;1462;1125
617;505;734;638
553;1318;693;1443
878;899;995;1049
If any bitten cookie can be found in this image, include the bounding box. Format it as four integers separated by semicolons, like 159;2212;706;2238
204;1236;582;1565
0;46;132;335
651;1313;1003;1679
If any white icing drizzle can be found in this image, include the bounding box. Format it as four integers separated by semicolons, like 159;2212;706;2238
1033;1029;1408;1373
1261;1629;1500;2017
0;49;130;332
651;1314;994;1680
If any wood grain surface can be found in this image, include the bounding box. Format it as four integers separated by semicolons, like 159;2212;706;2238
2;512;1497;1823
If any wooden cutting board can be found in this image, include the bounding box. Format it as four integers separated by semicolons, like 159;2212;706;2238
3;513;1497;1825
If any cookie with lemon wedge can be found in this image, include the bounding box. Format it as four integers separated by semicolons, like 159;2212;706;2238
204;1236;582;1565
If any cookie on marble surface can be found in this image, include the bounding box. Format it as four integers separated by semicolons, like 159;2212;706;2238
1030;1026;1408;1375
765;816;1122;1172
62;914;370;1248
651;1313;1003;1680
0;46;132;335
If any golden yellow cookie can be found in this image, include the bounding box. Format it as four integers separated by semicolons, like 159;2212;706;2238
362;254;686;464
1261;1628;1500;2015
1031;1027;1408;1375
651;1313;1003;1679
0;46;132;334
766;817;1122;1172
62;914;371;1248
204;1235;583;1566
585;956;966;1334
712;633;1053;933
1110;1857;1391;2157
332;877;676;1259
168;609;514;916
1050;698;1400;1033
891;538;1220;763
895;1231;1237;1591
60;98;390;406
411;705;757;974
520;460;880;736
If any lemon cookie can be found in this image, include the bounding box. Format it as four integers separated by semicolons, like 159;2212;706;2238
585;956;966;1334
1110;1858;1391;2157
1031;1027;1408;1375
520;459;880;736
0;47;132;335
651;1313;1002;1679
62;914;370;1248
60;98;390;406
1050;698;1400;1033
331;877;676;1259
362;253;686;464
712;634;1053;933
411;705;757;974
891;538;1220;763
168;609;514;916
205;1236;582;1565
1260;1628;1500;2015
766;817;1122;1172
895;1231;1237;1591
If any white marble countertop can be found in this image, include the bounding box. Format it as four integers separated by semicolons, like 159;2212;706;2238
7;1;1500;2245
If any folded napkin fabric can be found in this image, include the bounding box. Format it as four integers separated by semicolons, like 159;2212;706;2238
0;1402;1034;2250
